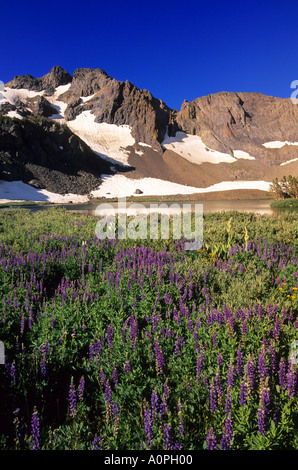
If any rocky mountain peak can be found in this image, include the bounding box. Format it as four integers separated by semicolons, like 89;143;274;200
5;66;72;94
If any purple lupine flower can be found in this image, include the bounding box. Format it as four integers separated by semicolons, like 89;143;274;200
241;321;248;337
130;314;138;351
174;336;185;358
164;292;172;305
89;340;102;363
92;435;101;450
20;312;25;335
69;380;77;418
177;400;184;438
268;343;277;374
112;367;118;387
78;376;85;401
257;379;270;435
124;359;131;376
104;381;112;404
10;361;16;384
206;427;217;450
220;414;233;450
31;407;40;450
246;354;255;391
154;339;165;375
112;401;119;421
40;341;50;377
217;353;223;369
13;408;21;447
144;403;153;448
273;320;281;340
196;353;204;380
227;362;234;388
151;387;159;419
163;423;172;450
99;369;107;388
28;307;33;329
107;324;114;350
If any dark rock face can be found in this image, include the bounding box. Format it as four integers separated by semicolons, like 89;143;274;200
0;101;32;118
5;66;72;94
176;92;298;163
26;95;58;117
58;68;172;151
0;116;112;194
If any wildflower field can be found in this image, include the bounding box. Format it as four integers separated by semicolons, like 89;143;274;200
0;207;297;450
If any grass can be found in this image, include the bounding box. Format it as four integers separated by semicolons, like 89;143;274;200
270;199;298;208
0;201;53;208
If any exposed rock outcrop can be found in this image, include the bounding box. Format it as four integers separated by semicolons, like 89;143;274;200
5;66;72;94
57;68;172;152
176;92;298;164
0;115;112;194
26;95;58;117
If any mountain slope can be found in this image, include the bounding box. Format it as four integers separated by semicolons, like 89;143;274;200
1;66;298;200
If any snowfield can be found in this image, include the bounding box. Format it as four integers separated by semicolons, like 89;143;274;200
280;158;298;166
91;175;271;199
0;177;271;203
232;150;255;160
0;87;44;106
46;83;71;120
162;131;255;164
262;141;298;148
0;180;87;203
162;131;236;164
67;111;135;165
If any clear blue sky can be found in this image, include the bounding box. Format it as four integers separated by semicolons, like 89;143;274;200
1;0;298;110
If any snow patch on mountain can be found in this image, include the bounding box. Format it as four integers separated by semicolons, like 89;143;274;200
280;157;298;166
0;177;271;203
0;180;87;203
262;141;298;148
0;87;43;106
162;131;236;164
233;150;255;160
67;110;135;165
47;83;71;120
90;175;271;199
